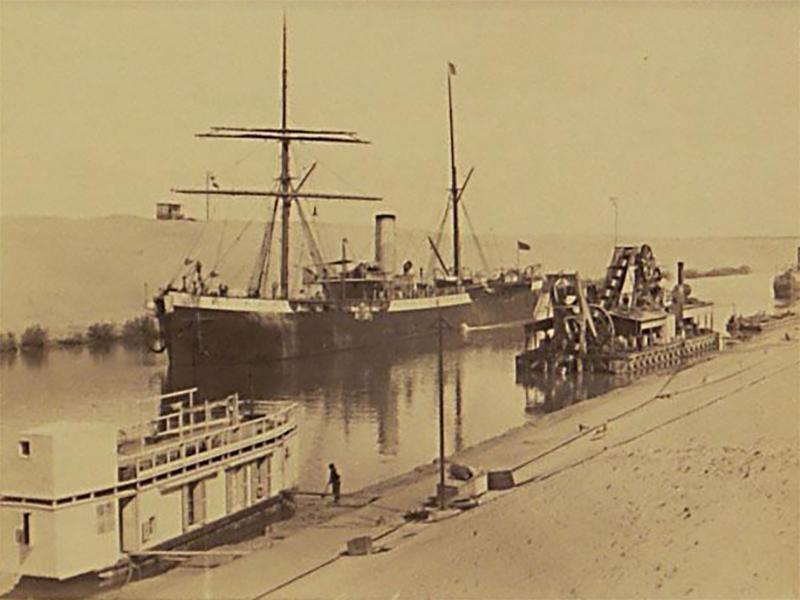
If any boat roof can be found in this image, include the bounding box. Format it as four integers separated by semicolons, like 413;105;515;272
21;421;118;437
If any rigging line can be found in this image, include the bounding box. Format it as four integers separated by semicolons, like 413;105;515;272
213;208;229;271
216;218;257;282
257;200;281;296
295;199;325;267
427;199;451;276
169;219;209;286
295;146;373;197
460;200;491;273
211;195;262;273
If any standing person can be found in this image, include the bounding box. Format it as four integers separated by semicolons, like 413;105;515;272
327;463;341;504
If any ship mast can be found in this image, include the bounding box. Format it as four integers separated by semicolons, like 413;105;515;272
447;63;461;280
279;16;291;299
172;20;380;300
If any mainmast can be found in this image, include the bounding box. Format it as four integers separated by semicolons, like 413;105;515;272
279;16;291;299
172;20;380;299
447;62;460;280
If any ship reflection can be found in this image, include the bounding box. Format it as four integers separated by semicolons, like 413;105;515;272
165;336;458;458
520;370;630;416
165;329;518;460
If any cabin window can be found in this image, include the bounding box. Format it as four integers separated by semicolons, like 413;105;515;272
18;512;31;546
96;501;115;534
141;517;156;543
18;440;30;458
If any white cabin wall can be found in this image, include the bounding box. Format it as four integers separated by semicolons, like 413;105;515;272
0;507;23;575
137;486;183;550
2;434;55;498
4;424;117;499
52;500;120;580
50;426;117;497
0;506;57;579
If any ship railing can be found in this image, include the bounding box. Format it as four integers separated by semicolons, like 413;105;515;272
117;388;235;446
117;402;296;483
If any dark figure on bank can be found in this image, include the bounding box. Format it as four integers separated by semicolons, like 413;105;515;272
328;463;341;503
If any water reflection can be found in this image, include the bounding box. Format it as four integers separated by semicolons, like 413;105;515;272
520;369;626;415
19;349;48;369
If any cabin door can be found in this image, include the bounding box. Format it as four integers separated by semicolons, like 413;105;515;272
118;496;138;552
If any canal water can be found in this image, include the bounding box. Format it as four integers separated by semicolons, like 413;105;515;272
0;266;793;494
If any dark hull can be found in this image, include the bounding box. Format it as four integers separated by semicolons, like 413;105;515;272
773;271;800;300
157;284;538;368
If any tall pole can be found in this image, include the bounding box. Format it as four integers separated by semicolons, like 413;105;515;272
610;196;618;246
205;171;210;221
279;16;292;299
437;308;446;509
447;64;460;280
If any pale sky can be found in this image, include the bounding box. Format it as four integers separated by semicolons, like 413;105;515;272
1;1;798;238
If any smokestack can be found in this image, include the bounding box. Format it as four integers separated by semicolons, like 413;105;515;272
674;261;685;336
374;213;396;275
796;246;800;267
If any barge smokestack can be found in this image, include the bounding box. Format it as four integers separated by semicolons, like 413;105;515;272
677;261;685;285
375;213;397;275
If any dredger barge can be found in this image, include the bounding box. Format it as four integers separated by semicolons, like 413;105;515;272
516;244;720;377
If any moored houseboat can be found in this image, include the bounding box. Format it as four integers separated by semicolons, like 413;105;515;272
0;389;298;582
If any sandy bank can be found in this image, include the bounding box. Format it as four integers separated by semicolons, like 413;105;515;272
103;322;799;600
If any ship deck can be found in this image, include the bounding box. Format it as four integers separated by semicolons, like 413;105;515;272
116;389;296;484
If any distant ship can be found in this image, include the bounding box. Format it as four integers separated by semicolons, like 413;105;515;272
153;24;542;368
773;246;800;301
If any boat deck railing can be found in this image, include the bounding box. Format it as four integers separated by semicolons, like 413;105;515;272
116;389;296;483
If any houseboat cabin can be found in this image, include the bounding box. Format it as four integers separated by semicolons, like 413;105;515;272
0;389;298;581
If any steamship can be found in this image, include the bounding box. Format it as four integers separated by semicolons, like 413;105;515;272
153;25;542;368
773;246;800;301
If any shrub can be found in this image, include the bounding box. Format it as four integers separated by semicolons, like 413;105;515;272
121;314;159;346
0;332;18;353
57;331;85;347
86;321;117;344
20;325;48;350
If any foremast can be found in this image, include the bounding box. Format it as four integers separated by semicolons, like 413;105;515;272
447;62;461;280
172;19;380;300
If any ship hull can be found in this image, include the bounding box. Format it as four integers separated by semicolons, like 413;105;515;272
157;285;538;368
773;270;800;301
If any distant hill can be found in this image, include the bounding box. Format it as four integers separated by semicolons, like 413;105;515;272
1;215;796;336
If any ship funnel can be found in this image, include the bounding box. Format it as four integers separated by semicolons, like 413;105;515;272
796;246;800;267
375;213;397;275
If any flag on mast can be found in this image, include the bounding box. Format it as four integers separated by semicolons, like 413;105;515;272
517;240;531;251
448;62;457;76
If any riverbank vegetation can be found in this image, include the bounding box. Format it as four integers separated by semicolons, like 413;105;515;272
1;314;159;356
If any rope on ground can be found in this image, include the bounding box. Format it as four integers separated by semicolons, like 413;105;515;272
249;520;411;599
515;359;800;488
656;357;769;399
250;554;343;600
510;366;684;473
511;354;778;475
